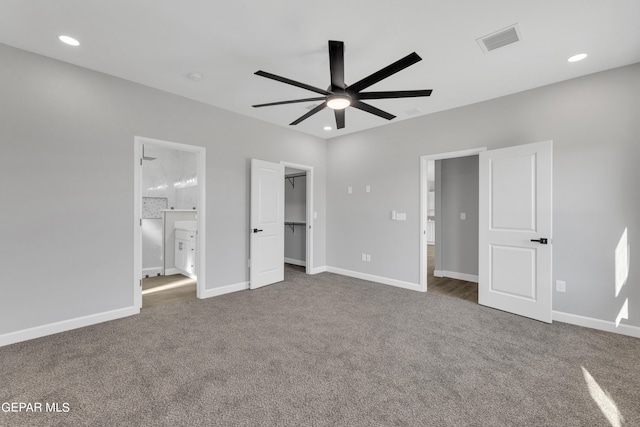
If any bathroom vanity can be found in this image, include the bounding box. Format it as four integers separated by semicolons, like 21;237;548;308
174;221;197;279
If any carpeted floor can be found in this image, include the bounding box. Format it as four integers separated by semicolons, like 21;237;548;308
1;266;639;426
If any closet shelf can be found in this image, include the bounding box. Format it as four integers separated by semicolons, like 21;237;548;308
285;221;306;233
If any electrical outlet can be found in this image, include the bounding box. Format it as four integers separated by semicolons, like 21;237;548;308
348;186;353;194
396;213;406;221
366;185;371;193
556;280;566;292
366;254;371;262
362;253;367;261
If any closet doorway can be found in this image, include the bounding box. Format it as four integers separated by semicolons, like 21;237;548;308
281;161;314;274
134;136;206;309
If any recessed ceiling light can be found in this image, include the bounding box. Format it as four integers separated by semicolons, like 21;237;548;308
568;53;587;63
58;35;80;46
323;126;332;131
187;72;203;82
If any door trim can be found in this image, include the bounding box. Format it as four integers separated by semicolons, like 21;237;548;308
419;148;486;292
134;136;206;309
280;161;314;274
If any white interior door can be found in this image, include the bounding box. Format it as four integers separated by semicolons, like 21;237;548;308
250;159;284;289
478;141;553;322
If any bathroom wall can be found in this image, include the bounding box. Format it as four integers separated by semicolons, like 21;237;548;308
142;145;198;210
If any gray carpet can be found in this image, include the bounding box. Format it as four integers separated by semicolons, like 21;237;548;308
2;266;639;426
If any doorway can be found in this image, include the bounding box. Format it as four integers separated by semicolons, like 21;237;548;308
249;159;314;289
134;136;206;309
420;141;553;323
420;148;486;293
281;161;314;275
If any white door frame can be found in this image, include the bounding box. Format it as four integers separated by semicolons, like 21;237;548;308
280;161;314;274
134;136;206;309
419;147;486;292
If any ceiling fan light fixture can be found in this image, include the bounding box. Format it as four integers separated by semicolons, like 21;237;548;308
326;95;351;110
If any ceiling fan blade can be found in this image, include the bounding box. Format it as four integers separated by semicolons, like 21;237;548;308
255;71;330;96
351;100;396;120
252;97;326;108
329;40;346;90
358;89;432;100
334;109;345;129
347;52;422;94
290;102;327;125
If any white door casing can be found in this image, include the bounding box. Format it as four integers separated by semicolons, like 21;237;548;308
478;140;553;323
250;159;285;289
134;136;206;310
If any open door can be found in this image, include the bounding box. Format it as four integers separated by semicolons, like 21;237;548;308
250;159;285;289
479;141;552;323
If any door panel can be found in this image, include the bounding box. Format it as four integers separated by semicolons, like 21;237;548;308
479;141;552;323
250;159;284;289
490;245;536;300
490;154;536;231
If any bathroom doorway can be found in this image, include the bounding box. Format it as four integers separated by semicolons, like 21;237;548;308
134;136;206;309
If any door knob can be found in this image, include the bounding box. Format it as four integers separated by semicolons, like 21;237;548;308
530;238;548;244
253;228;264;233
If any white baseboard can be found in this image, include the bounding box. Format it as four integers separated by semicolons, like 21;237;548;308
309;266;327;275
284;257;306;267
326;266;422;292
164;267;179;276
200;281;249;299
434;269;478;283
553;311;640;339
0;306;139;348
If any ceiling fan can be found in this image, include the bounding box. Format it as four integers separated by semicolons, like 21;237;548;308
252;40;432;129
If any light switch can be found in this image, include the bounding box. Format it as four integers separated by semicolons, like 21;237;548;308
397;213;407;221
348;186;353;194
362;253;367;261
366;185;371;193
460;213;466;220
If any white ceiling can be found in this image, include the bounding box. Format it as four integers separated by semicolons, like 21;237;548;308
1;1;639;139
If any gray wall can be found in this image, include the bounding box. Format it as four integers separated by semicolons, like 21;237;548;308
0;44;327;335
435;156;479;277
327;62;640;328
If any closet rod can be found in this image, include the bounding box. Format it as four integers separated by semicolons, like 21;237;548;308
285;172;306;188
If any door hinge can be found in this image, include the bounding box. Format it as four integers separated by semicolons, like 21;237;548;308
140;218;142;226
139;279;142;287
140;158;143;166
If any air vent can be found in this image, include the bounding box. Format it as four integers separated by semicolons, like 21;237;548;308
477;24;522;53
